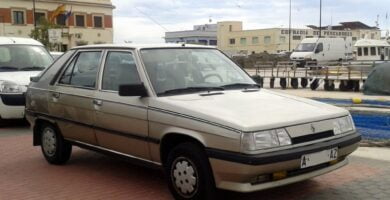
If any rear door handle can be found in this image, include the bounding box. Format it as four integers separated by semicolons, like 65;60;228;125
93;99;103;106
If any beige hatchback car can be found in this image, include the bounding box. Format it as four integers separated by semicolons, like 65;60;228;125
26;44;361;199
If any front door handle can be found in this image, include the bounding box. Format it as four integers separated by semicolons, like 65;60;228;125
51;92;60;102
93;99;103;106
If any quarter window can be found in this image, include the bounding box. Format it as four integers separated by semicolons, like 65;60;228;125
59;51;102;88
102;52;141;91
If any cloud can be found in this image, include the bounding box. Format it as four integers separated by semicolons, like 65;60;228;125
112;0;390;43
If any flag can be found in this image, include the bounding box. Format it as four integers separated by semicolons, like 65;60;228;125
50;4;66;22
64;6;72;21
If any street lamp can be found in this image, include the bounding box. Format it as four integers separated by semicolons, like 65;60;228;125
289;0;291;51
319;0;322;38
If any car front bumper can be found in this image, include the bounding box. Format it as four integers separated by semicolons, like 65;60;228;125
207;132;361;192
0;94;26;119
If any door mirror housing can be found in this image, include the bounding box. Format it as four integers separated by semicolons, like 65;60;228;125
119;84;148;97
315;43;323;54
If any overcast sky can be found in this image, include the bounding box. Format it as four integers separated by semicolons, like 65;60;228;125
111;0;390;44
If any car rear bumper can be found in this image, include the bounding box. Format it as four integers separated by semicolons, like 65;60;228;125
207;132;361;192
0;95;25;119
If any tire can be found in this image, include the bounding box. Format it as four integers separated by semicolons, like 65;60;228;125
270;77;275;88
280;78;287;89
301;78;308;88
310;79;319;90
339;80;348;91
40;123;72;165
324;80;335;91
165;143;216;200
291;78;299;89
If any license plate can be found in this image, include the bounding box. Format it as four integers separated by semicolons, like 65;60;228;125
300;148;338;169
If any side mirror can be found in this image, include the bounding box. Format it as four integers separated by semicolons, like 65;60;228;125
119;83;148;97
30;76;39;82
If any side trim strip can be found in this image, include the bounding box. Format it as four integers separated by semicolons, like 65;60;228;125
149;106;241;133
206;132;361;165
69;140;162;168
26;110;160;144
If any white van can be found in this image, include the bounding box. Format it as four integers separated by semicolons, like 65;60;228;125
0;37;53;125
290;38;353;66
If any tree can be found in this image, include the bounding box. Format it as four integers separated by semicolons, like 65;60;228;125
29;18;61;49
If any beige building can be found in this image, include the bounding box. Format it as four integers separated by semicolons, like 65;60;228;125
217;21;381;55
0;0;115;51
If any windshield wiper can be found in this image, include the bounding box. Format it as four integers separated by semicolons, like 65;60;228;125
20;66;46;71
221;83;260;89
0;66;19;71
158;86;224;96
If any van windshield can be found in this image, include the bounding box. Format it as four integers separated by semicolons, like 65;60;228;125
294;43;316;52
0;45;53;72
140;48;256;96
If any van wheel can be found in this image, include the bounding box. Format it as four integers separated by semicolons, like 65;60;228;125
165;143;216;200
40;123;72;165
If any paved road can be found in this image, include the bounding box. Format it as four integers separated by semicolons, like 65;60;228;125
1;125;389;200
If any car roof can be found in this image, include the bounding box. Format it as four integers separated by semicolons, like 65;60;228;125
72;43;217;50
0;37;44;46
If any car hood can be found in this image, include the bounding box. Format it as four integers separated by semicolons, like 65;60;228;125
0;71;41;86
150;89;349;132
290;51;313;59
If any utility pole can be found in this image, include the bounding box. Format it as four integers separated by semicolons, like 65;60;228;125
289;0;291;51
33;0;37;39
319;0;322;38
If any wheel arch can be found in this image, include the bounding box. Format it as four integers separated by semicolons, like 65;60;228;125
33;118;58;146
160;132;206;166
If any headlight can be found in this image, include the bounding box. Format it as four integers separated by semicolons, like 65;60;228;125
241;128;292;151
333;115;355;135
0;80;23;94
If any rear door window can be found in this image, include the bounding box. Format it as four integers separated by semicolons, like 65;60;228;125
58;51;102;88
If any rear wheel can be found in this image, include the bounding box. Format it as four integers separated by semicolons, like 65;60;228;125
40;123;72;165
165;143;216;200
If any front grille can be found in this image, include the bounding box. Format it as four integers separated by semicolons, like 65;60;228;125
0;93;26;106
291;130;334;144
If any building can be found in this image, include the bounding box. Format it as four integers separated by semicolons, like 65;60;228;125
0;0;115;51
165;24;217;46
217;21;381;55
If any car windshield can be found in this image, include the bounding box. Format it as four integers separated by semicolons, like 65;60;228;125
141;48;256;96
294;43;316;52
0;45;53;72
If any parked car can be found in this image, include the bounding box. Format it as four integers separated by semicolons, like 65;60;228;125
0;37;53;125
26;44;361;200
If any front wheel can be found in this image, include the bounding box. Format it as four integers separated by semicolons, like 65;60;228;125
165;143;216;200
40;123;72;165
